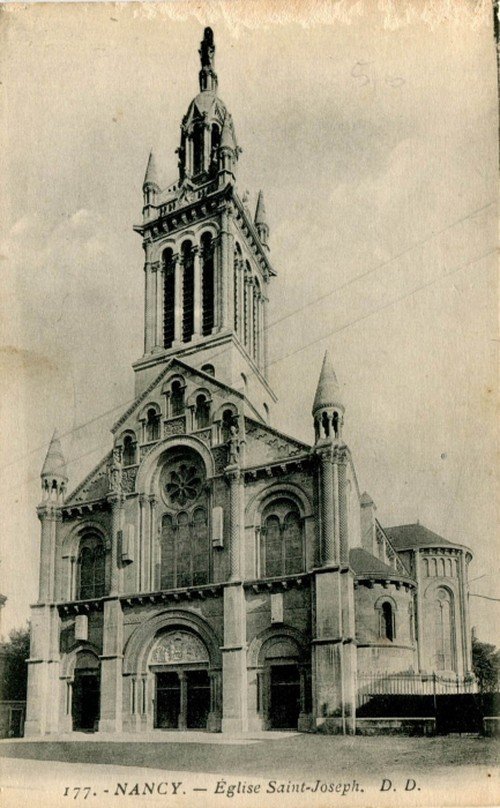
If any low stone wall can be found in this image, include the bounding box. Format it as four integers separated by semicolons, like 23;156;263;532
356;717;436;736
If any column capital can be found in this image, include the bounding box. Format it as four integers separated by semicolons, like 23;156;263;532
107;493;125;507
224;465;240;482
37;503;62;521
150;260;160;273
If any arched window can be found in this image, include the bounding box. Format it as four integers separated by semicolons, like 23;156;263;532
201;232;215;336
181;241;194;342
261;499;304;578
195;394;210;430
221;408;235;443
146;407;161;442
78;534;106;600
159;449;210;589
210;123;221;167
379;601;395;641
233;245;242;335
122;434;136;466
193;122;204;175
201;363;215;377
434;587;455;671
163;248;175;348
171;380;184;417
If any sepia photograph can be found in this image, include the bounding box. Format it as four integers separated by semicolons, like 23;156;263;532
0;1;498;806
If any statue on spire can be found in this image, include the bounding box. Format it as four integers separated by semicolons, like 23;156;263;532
198;27;218;93
199;27;215;68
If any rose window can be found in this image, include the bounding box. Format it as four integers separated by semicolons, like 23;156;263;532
164;463;202;507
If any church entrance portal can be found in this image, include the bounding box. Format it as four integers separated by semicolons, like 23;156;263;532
154;669;211;730
269;664;301;729
72;669;100;732
150;629;213;730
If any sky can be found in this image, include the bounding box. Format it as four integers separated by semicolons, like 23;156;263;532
0;1;498;643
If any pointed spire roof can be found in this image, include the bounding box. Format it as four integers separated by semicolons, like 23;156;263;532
143;150;160;189
312;351;344;414
220;116;236;150
254;191;268;227
41;429;67;479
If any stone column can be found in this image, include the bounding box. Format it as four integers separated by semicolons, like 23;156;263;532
173;254;183;345
262;290;269;375
459;551;472;672
238;260;245;341
319;447;335;566
226;467;241;581
37;504;60;602
219;204;233;330
144;261;156;353
178;671;188;730
193;247;202;337
138;494;148;592
149;495;158;591
337;449;349;564
24;603;61;736
99;598;124;733
154;262;164;350
108;494;124;596
414;551;424;671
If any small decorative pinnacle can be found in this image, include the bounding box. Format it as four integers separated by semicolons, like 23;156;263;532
312;350;344;415
41;429;67;480
199;27;218;93
143;150;160;189
254;191;267;226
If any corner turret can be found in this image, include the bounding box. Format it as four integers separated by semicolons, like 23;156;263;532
40;429;67;504
312;351;345;443
254;191;269;250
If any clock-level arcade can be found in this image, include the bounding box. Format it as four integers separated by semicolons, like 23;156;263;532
24;28;473;739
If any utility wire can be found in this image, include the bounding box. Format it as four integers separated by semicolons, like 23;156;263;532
1;243;494;494
1;199;495;474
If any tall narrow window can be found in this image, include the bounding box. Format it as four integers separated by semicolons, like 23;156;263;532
221;408;234;443
380;601;395;641
195;394;210;429
182;241;194;341
192;507;209;585
201;233;215;336
261;499;304;578
253;279;260;360
210;124;220;170
193;123;204;175
171;381;184;416
78;535;106;600
163;249;175;348
146;408;160;442
122;434;136;466
434;587;454;670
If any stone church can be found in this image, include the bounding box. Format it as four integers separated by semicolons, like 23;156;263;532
25;28;473;736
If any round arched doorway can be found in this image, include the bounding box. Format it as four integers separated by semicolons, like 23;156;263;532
149;630;216;730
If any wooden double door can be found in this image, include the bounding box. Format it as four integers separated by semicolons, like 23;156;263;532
155;669;211;730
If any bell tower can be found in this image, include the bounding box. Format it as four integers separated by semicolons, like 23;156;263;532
133;28;276;423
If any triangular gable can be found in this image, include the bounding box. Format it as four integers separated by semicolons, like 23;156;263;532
112;358;244;435
65;452;112;506
244;418;311;467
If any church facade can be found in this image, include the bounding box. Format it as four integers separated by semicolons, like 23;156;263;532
25;29;473;737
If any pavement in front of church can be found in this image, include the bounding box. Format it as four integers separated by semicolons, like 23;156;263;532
0;734;498;808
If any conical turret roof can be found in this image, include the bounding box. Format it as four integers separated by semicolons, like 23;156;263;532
143;150;160;189
312;351;344;414
254;191;267;227
41;429;67;479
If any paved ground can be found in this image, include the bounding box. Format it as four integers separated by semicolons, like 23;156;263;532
0;734;498;808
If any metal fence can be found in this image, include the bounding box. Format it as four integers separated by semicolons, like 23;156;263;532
357;671;477;708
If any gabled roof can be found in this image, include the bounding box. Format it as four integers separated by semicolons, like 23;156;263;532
384;523;456;550
64;452;112;507
112;357;244;434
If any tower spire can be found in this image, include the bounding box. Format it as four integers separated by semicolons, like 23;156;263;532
254;191;269;250
40;429;68;503
312;351;345;442
198;26;218;93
